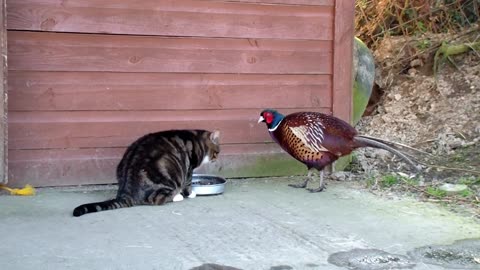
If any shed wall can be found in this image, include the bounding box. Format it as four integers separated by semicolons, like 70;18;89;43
6;0;353;186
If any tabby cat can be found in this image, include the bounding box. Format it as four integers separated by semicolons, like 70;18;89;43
73;129;220;217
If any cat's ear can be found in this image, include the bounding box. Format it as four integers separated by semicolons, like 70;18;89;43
210;130;220;145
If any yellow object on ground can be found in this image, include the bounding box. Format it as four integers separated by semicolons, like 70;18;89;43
0;184;36;196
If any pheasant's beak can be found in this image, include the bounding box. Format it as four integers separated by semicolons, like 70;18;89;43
257;116;265;123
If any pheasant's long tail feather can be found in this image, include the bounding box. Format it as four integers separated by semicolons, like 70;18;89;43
356;135;431;156
73;197;134;217
356;136;421;161
354;135;421;172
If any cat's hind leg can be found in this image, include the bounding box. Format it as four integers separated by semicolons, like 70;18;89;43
145;188;176;205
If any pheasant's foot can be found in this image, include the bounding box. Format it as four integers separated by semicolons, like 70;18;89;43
307;185;326;193
307;170;326;192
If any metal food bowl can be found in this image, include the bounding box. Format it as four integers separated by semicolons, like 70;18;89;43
192;174;226;195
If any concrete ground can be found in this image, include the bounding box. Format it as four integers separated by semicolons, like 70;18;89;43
0;177;479;270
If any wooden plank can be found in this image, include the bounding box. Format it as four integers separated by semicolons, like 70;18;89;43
8;143;305;187
223;0;333;5
331;0;354;123
9;72;332;111
0;0;6;183
7;0;333;40
8;31;332;74
9;108;329;150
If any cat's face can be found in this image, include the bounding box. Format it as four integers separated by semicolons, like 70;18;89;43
202;130;220;164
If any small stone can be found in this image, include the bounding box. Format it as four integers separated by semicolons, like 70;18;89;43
329;249;415;270
394;94;402;100
330;171;351;181
410;59;423;67
408;68;418;76
439;183;468;195
381;114;391;123
449;141;463;149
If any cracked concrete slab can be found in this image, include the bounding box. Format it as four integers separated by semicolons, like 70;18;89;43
0;177;478;270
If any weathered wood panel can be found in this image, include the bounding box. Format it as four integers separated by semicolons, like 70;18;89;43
332;0;354;123
9;143;306;187
9;108;329;150
0;0;6;183
5;0;354;187
224;0;333;5
9;72;332;111
8;32;332;74
7;0;333;40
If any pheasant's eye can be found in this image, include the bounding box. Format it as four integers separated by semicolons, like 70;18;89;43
264;112;274;124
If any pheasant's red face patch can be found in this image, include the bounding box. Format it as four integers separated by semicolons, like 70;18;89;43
264;112;274;124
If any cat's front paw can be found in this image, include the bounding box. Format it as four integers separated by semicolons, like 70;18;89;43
172;193;184;202
188;191;196;199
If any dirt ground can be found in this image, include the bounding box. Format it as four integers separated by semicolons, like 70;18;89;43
346;33;480;218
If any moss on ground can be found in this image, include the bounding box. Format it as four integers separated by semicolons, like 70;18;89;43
220;156;306;178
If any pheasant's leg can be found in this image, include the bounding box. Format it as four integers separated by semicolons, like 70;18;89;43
288;169;313;188
307;170;326;193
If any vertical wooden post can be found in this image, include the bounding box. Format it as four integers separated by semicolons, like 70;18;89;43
332;0;355;123
331;0;354;172
0;0;7;183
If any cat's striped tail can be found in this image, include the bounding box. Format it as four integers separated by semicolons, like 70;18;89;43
73;197;134;217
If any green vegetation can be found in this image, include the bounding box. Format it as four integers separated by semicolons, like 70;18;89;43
452;153;467;162
403;176;419;187
434;41;480;77
376;173;420;188
416;39;431;50
459;177;480;186
380;174;400;188
459;189;474;198
366;173;479;213
365;176;376;188
426;187;447;198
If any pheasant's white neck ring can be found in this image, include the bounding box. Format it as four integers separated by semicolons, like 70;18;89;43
268;119;282;132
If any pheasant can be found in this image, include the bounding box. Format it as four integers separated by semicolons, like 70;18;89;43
258;109;420;192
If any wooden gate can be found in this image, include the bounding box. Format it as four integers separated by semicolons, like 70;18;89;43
6;0;353;187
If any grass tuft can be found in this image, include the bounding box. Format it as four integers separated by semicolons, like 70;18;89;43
426;187;447;198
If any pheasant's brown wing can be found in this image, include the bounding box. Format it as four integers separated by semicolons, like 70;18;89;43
282;112;357;158
288;121;328;152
